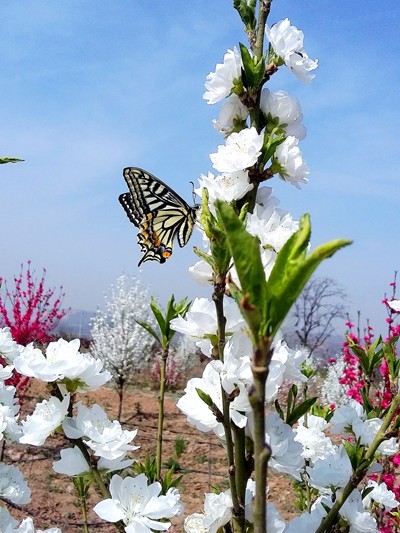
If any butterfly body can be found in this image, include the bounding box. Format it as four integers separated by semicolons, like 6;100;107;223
119;167;198;265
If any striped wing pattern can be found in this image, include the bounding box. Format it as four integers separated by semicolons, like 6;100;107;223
119;167;197;265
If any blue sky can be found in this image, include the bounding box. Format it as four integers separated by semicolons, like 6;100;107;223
1;0;399;337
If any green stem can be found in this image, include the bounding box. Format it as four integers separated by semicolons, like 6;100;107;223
73;438;125;532
232;423;249;530
78;487;89;533
213;276;241;521
252;0;272;58
250;339;273;533
156;347;168;480
315;393;400;533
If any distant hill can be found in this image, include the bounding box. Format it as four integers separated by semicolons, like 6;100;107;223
56;309;95;339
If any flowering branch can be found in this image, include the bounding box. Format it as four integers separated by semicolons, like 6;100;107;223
316;394;400;533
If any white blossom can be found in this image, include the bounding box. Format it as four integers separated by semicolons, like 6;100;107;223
183;513;207;533
63;402;139;460
274;135;309;188
247;196;298;251
306;445;353;489
266;503;286;533
273;341;308;385
245;193;299;280
195;170;253;208
353;417;399;455
340;489;379;533
220;332;252;395
213;93;248;133
52;446;90;476
284;500;327;533
177;361;248;438
363;480;399;510
188;260;213;286
320;355;350;407
14;339;111;391
12;516;63;532
203;47;242;104
0;512;61;533
52;445;133;476
0;376;21;444
0;364;14;381
260;88;306;140
266;18;318;82
294;414;336;463
0;507;18;531
0;463;31;504
170;297;244;356
20;394;70;446
183;491;235;533
388;299;400;312
210;127;263;173
265;413;304;478
0;327;21;363
93;473;183;533
0;381;19;415
330;401;366;436
203;491;233;533
263;341;306;402
0;403;22;442
244;479;256;523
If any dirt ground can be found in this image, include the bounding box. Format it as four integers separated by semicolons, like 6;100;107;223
3;381;298;532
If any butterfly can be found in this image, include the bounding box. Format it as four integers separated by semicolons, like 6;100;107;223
119;167;199;266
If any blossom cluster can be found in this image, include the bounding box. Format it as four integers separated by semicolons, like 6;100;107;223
321;279;400;530
168;12;400;533
174;303;399;530
191;18;317;293
0;327;184;533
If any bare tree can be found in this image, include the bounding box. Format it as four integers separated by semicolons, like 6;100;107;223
291;277;347;357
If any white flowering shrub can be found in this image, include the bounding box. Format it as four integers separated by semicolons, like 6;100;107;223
320;353;350;407
90;274;155;418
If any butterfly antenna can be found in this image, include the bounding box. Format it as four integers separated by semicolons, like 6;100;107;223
190;181;197;205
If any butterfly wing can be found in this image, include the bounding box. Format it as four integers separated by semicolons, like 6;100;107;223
119;167;197;265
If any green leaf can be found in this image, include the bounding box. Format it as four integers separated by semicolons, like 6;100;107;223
150;297;166;334
215;200;267;342
133;455;157;482
259;129;285;169
286;384;298;417
165;295;190;342
342;439;362;470
196;387;213;407
0;157;24;164
348;336;384;376
286;397;318;427
194;246;215;269
233;0;256;30
215;205;351;349
143;295;191;349
274;399;285;421
201;189;231;276
136;320;161;345
239;43;265;92
383;336;400;379
172;297;191;319
265;214;352;337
